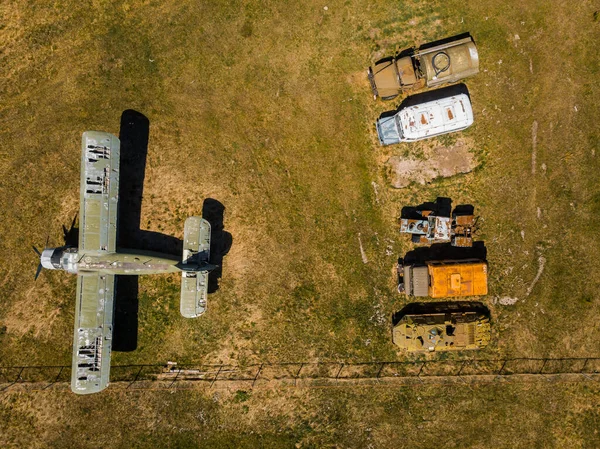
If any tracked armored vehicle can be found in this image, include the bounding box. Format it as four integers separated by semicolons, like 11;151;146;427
392;306;490;352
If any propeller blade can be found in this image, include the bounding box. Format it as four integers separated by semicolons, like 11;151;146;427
34;263;43;281
32;246;41;256
45;235;49;248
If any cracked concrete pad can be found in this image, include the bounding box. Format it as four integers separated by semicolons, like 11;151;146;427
386;139;478;188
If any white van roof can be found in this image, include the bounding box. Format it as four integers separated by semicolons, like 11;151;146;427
398;93;473;141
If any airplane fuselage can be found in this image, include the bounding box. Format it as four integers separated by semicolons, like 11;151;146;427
46;247;182;276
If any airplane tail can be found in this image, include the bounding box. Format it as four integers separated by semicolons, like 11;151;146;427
180;216;211;318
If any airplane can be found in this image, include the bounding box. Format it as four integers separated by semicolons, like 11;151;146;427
33;131;215;395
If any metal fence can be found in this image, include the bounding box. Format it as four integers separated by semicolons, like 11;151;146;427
1;357;599;392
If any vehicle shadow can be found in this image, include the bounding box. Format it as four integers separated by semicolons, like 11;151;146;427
377;83;471;121
373;32;474;68
398;83;470;109
400;197;452;220
392;300;490;326
400;241;487;266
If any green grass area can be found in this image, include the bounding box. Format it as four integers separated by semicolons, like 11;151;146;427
0;0;599;446
2;383;599;448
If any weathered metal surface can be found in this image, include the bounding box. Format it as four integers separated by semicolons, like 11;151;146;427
369;35;479;100
377;93;473;145
71;274;115;394
35;131;214;395
400;211;475;247
393;309;490;352
375;114;401;146
400;94;473;141
79;131;120;254
180;217;211;318
400;260;488;298
403;265;429;297
419;37;479;88
428;260;488;297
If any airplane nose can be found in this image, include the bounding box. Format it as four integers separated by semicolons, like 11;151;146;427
40;248;56;269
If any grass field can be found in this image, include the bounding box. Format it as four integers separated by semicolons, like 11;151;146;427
1;0;599;447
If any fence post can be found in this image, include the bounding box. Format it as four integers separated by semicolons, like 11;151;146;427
210;365;223;388
43;366;65;390
168;367;182;389
335;363;345;382
294;363;304;386
416;362;426;383
0;367;24;392
538;359;548;374
128;366;144;389
495;360;508;379
376;362;385;380
252;364;263;388
457;360;469;376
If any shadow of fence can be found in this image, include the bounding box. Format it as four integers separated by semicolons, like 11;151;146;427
1;357;600;392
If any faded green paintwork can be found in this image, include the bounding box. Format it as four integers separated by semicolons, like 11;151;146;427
180;217;211;318
38;131;212;395
368;35;479;100
393;309;490;352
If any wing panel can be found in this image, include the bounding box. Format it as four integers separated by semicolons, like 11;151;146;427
79;131;120;253
180;217;211;318
71;273;115;395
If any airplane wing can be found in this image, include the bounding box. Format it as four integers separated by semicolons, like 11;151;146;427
79;131;120;254
71;273;115;394
71;131;120;394
180;217;211;318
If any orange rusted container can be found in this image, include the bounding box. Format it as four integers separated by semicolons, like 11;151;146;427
427;260;488;297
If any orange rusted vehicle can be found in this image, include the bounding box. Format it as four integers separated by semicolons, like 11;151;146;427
398;259;488;298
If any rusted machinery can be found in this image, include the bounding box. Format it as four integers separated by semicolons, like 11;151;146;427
399;209;477;247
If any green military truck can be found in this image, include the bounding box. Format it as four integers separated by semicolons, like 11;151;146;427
368;35;479;100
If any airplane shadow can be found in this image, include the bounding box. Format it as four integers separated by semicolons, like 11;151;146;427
111;110;232;352
202;198;233;294
112;109;153;352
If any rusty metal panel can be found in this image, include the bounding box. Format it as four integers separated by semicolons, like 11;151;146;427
453;236;473;247
428;261;488;297
455;215;475;226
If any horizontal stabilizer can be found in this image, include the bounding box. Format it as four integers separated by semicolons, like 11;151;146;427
180;217;211;318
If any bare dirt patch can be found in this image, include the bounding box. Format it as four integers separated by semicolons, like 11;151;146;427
385;138;478;188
